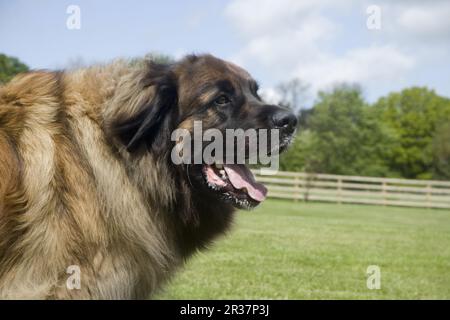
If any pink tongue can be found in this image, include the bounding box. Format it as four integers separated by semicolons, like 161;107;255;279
224;164;267;202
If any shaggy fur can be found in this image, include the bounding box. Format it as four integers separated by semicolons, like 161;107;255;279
0;54;295;299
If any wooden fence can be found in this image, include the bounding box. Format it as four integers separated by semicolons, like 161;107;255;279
253;171;450;209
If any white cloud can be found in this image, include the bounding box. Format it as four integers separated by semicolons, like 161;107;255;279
230;14;335;78
259;87;282;105
225;0;340;37
225;0;347;85
224;0;447;102
297;45;415;93
396;2;450;42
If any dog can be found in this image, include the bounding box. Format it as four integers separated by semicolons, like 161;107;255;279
0;54;297;299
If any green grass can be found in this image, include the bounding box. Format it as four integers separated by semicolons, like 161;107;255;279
156;200;450;299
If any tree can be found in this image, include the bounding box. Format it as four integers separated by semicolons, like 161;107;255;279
129;52;174;67
280;84;397;176
432;122;450;180
374;87;450;179
276;78;310;116
0;53;29;84
279;129;314;172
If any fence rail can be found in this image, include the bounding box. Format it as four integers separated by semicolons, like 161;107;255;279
253;171;450;209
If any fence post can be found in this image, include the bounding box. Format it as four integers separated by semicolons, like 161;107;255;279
337;178;342;204
382;181;387;206
304;173;313;202
294;176;299;202
426;183;431;209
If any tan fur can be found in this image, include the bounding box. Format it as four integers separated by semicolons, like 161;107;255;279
0;54;283;299
0;62;182;299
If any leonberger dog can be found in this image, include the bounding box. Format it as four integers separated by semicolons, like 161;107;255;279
0;54;297;299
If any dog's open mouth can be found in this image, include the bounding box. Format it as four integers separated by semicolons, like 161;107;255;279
202;163;267;210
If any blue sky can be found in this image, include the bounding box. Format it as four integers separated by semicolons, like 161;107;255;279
1;0;449;105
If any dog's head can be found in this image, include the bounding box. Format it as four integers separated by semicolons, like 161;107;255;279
113;54;297;212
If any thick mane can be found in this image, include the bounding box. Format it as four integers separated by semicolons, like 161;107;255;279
0;57;236;299
0;64;179;298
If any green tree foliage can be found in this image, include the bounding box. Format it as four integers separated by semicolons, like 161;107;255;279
0;53;29;84
280;85;450;180
281;84;396;176
374;87;450;179
279;129;314;172
432;122;450;180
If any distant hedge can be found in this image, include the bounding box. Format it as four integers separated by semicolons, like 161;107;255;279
0;53;29;84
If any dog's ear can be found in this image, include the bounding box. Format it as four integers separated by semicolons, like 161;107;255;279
114;62;178;153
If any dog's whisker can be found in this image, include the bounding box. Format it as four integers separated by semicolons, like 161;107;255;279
186;164;194;189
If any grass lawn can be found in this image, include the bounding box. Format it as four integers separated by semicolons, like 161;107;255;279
156;200;450;299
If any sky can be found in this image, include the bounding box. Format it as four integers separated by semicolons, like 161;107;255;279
1;0;449;105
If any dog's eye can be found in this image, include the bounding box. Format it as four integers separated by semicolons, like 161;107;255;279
214;95;231;106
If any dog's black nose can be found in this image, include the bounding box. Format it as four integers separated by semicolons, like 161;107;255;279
271;110;298;134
